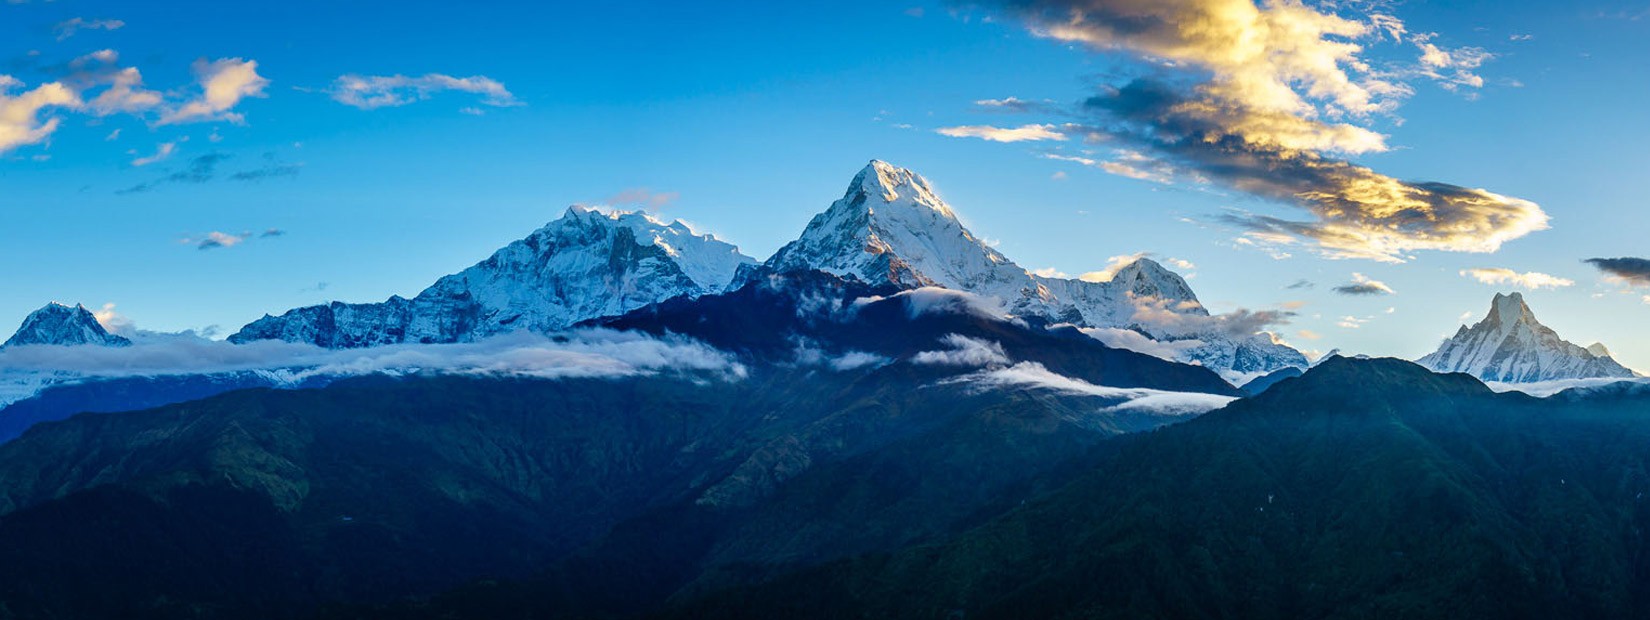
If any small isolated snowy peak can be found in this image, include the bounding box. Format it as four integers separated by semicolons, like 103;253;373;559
764;160;1303;376
1418;292;1635;383
2;302;132;349
231;207;756;348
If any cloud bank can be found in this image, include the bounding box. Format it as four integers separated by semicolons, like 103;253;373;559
979;0;1548;262
945;361;1237;416
0;329;747;385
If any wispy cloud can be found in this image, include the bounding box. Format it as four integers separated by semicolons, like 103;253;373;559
130;139;179;166
936;123;1067;142
189;231;250;250
118;152;229;193
911;334;1011;367
0;76;78;155
1332;273;1396;296
53;17;125;41
0;330;746;385
329;73;520;110
1460;267;1573;290
943;361;1237;416
155;58;269;125
605;187;679;209
228;153;302;181
972;97;1053;113
1127;296;1294;339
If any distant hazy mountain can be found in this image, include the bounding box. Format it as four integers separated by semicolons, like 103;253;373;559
1;303;130;349
229;207;756;348
1418;292;1635;383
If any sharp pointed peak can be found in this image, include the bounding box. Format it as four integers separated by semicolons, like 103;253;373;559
848;159;950;216
1487;291;1537;327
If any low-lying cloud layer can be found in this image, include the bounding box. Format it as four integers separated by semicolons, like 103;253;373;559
0;329;746;384
946;361;1238;416
911;334;1012;367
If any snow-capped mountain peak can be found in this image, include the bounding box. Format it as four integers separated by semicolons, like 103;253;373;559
763;160;1304;378
856;159;953;217
1418;292;1635;383
1106;258;1204;313
1487;292;1538;331
765;160;1018;290
230;207;755;348
2;302;132;349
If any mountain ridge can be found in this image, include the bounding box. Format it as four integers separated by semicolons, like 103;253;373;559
228;206;755;348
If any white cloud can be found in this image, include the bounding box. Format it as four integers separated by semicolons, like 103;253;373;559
1126;296;1293;340
1459;267;1574;290
858;287;1014;324
911;334;1011;367
156;58;269;125
1077;252;1150;283
130;140;178;166
86;66;163;116
329;73;520;110
944;361;1237;416
791;337;890;372
0;329;746;385
1485;377;1649;398
936;123;1066;142
0;77;80;154
91;303;136;337
53;17;125;41
1079;327;1204;362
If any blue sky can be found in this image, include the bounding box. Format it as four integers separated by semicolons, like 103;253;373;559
3;0;1649;367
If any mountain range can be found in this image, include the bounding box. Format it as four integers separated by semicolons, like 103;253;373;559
222;160;1304;378
0;160;1648;619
